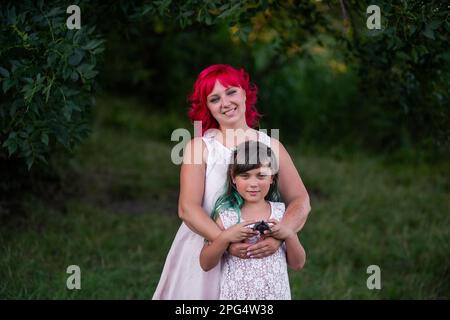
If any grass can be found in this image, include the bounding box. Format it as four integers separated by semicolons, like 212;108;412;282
0;95;449;299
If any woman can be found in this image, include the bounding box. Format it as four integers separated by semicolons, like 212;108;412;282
152;64;310;299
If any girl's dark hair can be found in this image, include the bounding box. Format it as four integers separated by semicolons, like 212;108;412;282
211;140;280;222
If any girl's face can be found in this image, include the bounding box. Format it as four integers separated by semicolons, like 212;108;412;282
232;166;273;204
206;80;247;128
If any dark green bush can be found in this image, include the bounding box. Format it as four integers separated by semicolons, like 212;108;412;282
0;1;104;169
344;0;450;151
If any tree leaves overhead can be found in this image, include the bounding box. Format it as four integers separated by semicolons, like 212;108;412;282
0;0;103;169
1;0;449;171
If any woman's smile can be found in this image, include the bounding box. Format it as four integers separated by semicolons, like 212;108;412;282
222;106;238;116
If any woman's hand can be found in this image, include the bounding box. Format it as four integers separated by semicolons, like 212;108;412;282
246;236;282;259
264;219;295;241
228;242;252;259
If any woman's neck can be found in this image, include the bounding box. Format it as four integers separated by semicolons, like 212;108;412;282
219;122;251;135
218;124;257;148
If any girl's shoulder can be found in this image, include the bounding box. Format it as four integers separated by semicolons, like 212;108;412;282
269;201;286;220
217;207;240;229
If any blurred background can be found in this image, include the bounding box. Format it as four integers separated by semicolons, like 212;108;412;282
0;0;449;299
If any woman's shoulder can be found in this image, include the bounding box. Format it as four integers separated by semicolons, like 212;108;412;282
181;136;208;165
265;135;293;165
185;136;207;149
257;131;286;153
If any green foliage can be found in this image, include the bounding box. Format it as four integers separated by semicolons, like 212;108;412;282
0;1;104;169
256;36;358;145
131;0;269;36
2;0;448;170
343;0;450;151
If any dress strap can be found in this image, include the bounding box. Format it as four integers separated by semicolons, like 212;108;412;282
269;201;285;221
257;130;271;147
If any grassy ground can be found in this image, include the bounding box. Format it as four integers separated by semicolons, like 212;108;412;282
1;95;449;299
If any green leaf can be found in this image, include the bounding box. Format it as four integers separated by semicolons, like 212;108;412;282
182;10;194;17
82;39;105;50
0;67;9;78
73;29;83;44
2;78;15;93
26;157;34;170
92;47;105;54
70;71;79;81
428;20;441;30
41;132;49;145
396;51;410;61
10;60;21;73
62;66;72;80
68;49;85;66
0;66;10;78
64;104;72;120
411;48;418;63
422;28;435;40
7;142;18;156
84;69;98;80
37;154;48;164
76;63;94;73
218;3;241;19
10;103;17;117
47;52;58;66
45;7;63;18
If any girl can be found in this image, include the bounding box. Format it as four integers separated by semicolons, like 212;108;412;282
200;141;306;300
152;64;310;299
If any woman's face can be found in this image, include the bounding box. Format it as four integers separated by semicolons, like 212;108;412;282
232;166;273;204
206;80;247;128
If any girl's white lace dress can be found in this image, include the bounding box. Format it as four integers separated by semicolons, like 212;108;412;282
218;201;291;300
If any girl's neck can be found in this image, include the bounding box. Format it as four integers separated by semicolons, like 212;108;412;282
241;200;270;220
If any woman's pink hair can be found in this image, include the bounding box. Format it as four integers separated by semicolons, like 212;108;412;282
188;64;260;135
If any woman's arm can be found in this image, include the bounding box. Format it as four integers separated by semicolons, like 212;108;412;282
178;137;222;242
245;139;311;258
273;139;311;233
284;233;306;270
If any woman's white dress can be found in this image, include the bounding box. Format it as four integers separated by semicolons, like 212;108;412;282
152;129;272;299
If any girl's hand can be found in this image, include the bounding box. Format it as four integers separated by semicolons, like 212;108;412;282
246;236;282;258
223;220;259;244
264;219;295;240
